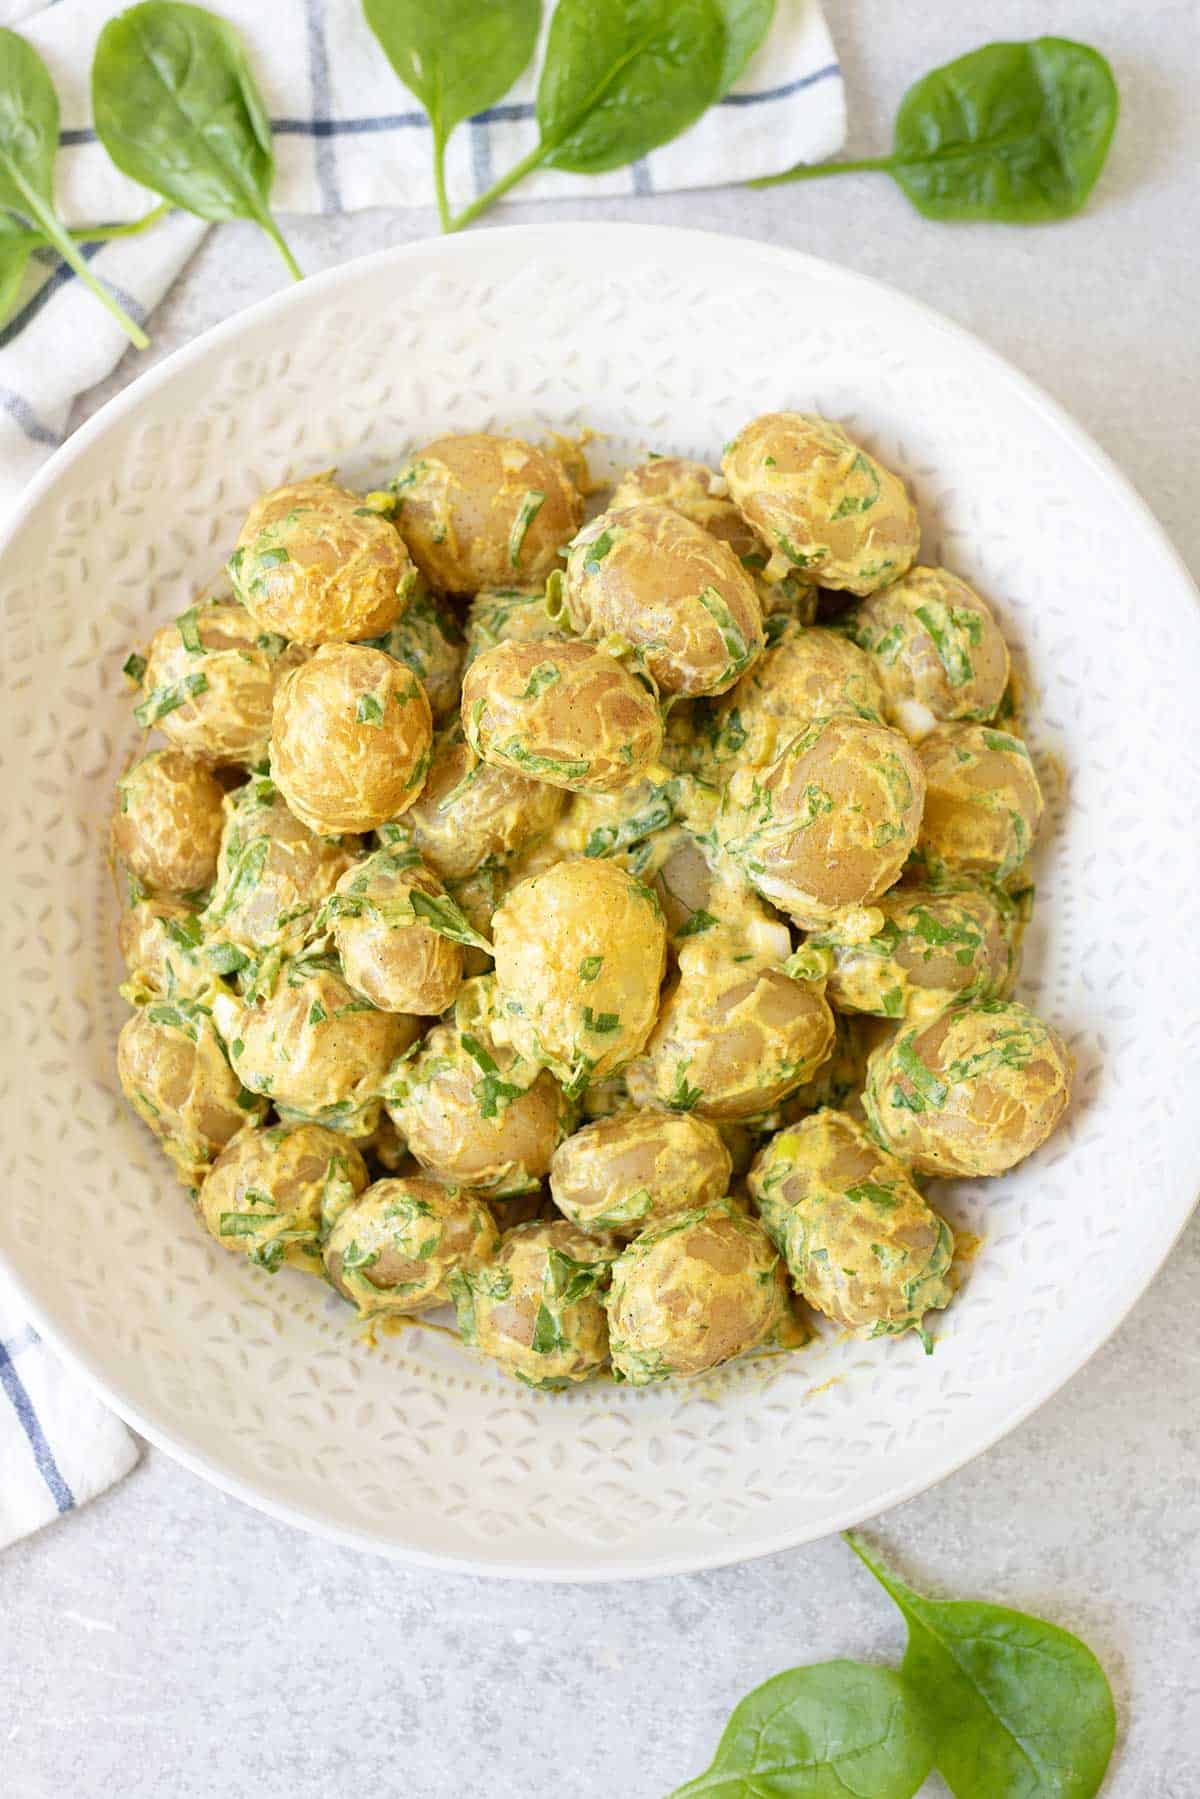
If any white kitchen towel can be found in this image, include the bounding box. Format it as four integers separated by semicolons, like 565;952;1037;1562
0;0;844;1545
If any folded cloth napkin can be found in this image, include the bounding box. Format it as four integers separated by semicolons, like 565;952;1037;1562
0;0;844;1546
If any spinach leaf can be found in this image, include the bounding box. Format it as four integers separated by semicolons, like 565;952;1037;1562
715;0;775;95
0;214;30;328
362;0;541;233
846;1532;1116;1799
755;38;1118;224
451;0;727;229
666;1660;935;1798
0;28;148;346
92;2;301;279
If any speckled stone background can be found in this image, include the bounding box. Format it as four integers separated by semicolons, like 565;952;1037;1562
3;2;1198;1794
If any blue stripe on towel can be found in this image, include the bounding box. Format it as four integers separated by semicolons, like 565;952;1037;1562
0;1337;75;1513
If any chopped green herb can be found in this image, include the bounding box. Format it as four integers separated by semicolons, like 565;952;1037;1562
519;659;561;701
122;651;147;685
134;671;209;728
356;692;385;726
578;955;604;982
508;489;546;567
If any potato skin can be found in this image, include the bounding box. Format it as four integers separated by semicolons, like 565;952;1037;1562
847;566;1010;734
712;620;885;769
606;1202;787;1384
199;1123;369;1274
203;779;360;960
863;998;1072;1178
139;599;303;766
271;643;433;834
461;638;664;795
118;1004;265;1187
563;502;764;698
112;749;226;896
230;477;414;644
747;1110;954;1339
402;726;565;882
816;880;1016;1022
329;846;464;1016
118;897;215;1005
392;433;583;594
550;1109;732;1237
492;858;668;1092
449;1219;616;1390
722;412;919;596
324;1176;498;1317
465;585;569;665
915;724;1043;884
720;714;925;929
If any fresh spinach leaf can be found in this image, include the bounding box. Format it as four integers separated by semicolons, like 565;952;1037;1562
715;0;775;95
362;0;541;232
0;28;148;346
92;2;301;279
0;214;30;328
845;1532;1116;1799
666;1659;935;1798
754;38;1118;224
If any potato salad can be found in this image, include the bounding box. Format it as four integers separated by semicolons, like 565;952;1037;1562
112;419;1071;1391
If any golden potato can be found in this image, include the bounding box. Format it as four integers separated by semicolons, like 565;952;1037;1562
864;998;1072;1177
712;621;885;769
224;958;419;1135
461;638;664;794
625;931;834;1121
400;726;565;882
327;845;465;1016
203;778;360;962
465;584;568;665
848;567;1010;734
722;413;919;596
551;1109;731;1237
229;476;414;643
271;643;432;834
449;1219;616;1390
118;1002;265;1187
816;880;1016;1021
562;502;764;697
111;749;225;896
491;858;668;1093
324;1176;498;1318
720;714;924;928
606;1201;787;1383
364;582;464;722
915;725;1043;884
391;433;583;594
199;1123;369;1274
118;898;217;1005
386;1009;570;1196
136;598;304;766
747;1110;954;1342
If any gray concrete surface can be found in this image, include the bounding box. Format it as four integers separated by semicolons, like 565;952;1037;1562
4;2;1198;1794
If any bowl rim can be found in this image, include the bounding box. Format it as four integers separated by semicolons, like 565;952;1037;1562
2;220;1197;1580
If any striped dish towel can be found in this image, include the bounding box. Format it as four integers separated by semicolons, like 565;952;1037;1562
0;0;844;1546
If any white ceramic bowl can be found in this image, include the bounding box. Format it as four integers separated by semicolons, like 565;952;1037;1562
1;225;1197;1581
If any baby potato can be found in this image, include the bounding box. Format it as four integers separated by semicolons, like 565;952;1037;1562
324;1176;498;1318
606;1201;787;1384
848;566;1010;734
328;845;465;1016
137;598;304;766
563;502;764;698
363;582;464;722
401;726;565;882
229;475;414;644
118;1002;265;1187
719;714;925;928
864;998;1072;1177
461;638;664;794
491;858;668;1093
199;1123;369;1274
111;749;225;896
465;584;568;665
387;1011;571;1196
392;433;583;594
816;880;1016;1021
118;898;217;1005
747;1110;954;1342
916;724;1043;884
553;775;685;873
713;620;885;768
271;643;433;834
226;958;419;1136
450;1219;616;1390
625;933;835;1121
722;413;920;596
550;1109;732;1237
203;778;360;961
